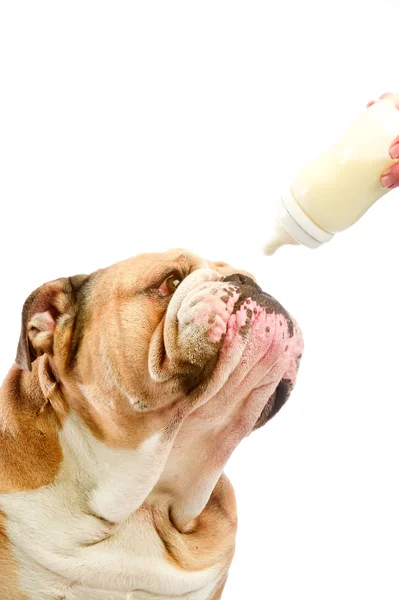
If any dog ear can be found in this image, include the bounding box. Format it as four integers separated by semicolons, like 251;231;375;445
15;275;88;372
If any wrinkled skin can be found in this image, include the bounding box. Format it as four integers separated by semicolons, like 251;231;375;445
0;249;303;599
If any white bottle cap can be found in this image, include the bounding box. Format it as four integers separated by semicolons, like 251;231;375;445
278;188;334;249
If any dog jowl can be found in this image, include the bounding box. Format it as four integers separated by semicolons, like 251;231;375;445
0;249;303;600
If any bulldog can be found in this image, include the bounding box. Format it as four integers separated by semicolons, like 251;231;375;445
0;249;303;600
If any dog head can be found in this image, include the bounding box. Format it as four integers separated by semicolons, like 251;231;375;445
15;249;303;526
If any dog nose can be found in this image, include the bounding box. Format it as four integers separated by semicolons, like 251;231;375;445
222;273;262;293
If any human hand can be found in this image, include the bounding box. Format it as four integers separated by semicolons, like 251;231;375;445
367;93;399;189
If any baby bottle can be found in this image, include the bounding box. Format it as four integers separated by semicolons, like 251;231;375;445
264;98;399;255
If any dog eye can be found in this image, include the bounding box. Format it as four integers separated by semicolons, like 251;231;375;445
158;274;182;297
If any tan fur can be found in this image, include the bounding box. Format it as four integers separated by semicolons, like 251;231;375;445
52;251;244;450
0;361;65;493
0;511;28;600
0;248;303;599
152;475;236;572
210;577;228;600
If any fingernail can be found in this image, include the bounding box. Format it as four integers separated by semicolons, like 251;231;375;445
381;174;393;188
390;143;399;159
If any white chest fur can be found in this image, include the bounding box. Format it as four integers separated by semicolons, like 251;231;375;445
0;413;220;600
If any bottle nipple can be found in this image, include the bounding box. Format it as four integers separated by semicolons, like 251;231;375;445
264;220;299;256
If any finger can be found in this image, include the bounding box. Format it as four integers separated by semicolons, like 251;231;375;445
367;93;399;109
379;92;399;108
381;163;399;189
390;136;399;159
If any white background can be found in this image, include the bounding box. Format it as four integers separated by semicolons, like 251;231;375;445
1;1;398;598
